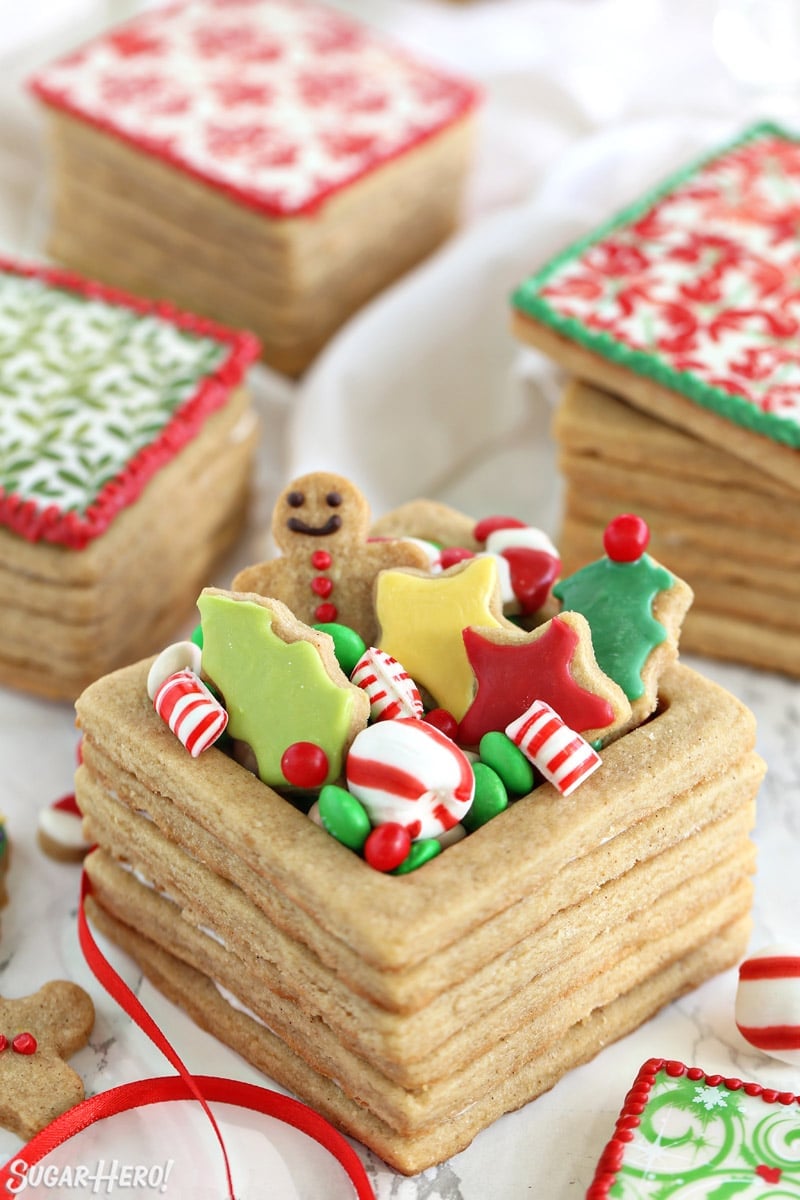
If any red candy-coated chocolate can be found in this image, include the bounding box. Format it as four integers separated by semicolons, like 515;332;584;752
473;515;527;543
0;1035;7;1052
280;742;329;789
364;823;411;872
423;707;459;740
12;1032;37;1055
438;546;474;570
603;514;650;562
311;550;332;570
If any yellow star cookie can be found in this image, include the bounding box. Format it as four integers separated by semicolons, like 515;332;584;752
375;556;511;721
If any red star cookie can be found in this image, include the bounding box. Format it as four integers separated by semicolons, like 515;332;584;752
457;612;631;748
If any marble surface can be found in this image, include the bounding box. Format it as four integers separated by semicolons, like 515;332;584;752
0;1;799;1197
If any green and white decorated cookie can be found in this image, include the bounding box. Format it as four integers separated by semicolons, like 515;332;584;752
0;260;258;547
589;1059;800;1198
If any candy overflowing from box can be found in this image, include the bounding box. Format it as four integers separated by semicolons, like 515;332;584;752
512;122;800;676
74;475;763;1173
0;258;259;699
29;0;479;377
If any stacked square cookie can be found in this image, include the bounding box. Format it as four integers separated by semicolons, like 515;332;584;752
74;476;763;1174
0;259;259;700
512;122;800;677
29;0;479;376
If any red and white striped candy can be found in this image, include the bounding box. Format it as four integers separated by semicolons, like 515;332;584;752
350;647;423;722
506;699;601;796
153;669;228;757
346;717;474;839
146;639;202;700
736;944;800;1065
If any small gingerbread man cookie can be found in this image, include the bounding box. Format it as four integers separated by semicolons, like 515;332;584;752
232;472;430;645
0;981;95;1138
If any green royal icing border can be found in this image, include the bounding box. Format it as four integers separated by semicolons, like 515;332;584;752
511;120;800;451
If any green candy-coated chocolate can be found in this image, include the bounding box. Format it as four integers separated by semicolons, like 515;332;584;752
478;730;535;795
313;622;367;676
392;838;442;874
318;784;371;851
463;762;508;831
190;623;203;649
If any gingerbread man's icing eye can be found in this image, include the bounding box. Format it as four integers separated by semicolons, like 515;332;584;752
287;491;304;508
326;492;342;507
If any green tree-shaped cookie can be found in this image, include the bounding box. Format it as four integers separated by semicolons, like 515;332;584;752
197;588;368;788
553;555;674;702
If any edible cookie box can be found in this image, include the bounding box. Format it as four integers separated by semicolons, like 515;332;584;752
73;474;764;1174
512;121;800;677
29;0;479;377
0;258;259;700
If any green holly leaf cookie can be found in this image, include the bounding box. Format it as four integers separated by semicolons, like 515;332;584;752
197;588;369;789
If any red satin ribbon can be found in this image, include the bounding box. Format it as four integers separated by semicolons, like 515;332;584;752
0;864;374;1199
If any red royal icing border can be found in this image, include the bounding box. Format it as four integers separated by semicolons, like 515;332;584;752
585;1057;800;1198
28;0;480;220
0;256;260;550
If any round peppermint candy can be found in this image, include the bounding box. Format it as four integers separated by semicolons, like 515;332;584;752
736;944;800;1065
345;718;474;840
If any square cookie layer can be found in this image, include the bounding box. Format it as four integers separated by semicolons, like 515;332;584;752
554;379;800;677
0;259;259;700
512;122;800;493
30;0;479;376
75;656;762;1173
588;1058;800;1198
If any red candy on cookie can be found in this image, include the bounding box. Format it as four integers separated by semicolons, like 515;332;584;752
603;513;650;562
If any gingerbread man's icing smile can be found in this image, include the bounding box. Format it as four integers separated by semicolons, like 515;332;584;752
285;487;343;536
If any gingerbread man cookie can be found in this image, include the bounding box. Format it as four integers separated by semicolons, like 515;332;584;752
232;472;430;645
0;981;95;1138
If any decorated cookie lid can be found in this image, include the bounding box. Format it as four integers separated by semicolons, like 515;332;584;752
512;121;800;451
588;1057;800;1198
0;258;259;548
29;0;480;219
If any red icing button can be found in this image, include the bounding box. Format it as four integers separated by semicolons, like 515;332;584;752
0;1035;7;1052
311;550;332;570
281;742;329;789
311;576;334;598
314;602;337;623
603;514;650;562
12;1032;37;1055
